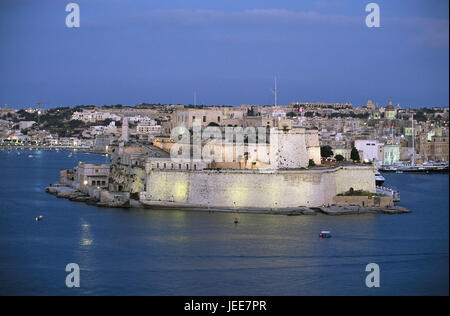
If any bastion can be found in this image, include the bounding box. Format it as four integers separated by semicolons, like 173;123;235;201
140;165;376;210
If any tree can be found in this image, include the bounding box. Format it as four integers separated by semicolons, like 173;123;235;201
415;111;427;122
335;154;345;162
308;159;316;167
351;147;360;162
320;145;334;158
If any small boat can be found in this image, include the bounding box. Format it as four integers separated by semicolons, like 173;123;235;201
319;231;331;238
375;171;385;186
35;215;44;222
28;155;33;158
234;218;239;224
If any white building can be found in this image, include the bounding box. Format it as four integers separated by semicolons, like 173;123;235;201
136;123;161;135
72;111;121;123
354;140;384;163
19;121;36;130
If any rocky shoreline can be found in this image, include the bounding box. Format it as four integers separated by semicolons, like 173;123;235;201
46;185;98;205
46;184;412;215
45;185;129;208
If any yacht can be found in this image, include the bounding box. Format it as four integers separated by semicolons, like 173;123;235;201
375;171;385;186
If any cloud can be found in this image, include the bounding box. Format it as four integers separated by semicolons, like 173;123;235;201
84;7;449;49
387;16;449;49
134;8;360;27
313;1;345;9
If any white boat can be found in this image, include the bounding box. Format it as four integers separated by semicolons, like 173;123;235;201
375;171;385;186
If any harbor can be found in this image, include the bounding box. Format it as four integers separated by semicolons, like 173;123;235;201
0;149;446;296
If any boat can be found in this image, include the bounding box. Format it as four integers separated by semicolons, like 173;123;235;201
234;218;239;224
319;231;331;238
379;162;448;174
35;215;44;221
375;171;385;186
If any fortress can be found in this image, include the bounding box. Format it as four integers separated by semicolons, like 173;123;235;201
140;166;375;210
138;122;376;210
56;121;378;211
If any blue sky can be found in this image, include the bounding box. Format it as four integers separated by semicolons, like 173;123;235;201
0;0;448;108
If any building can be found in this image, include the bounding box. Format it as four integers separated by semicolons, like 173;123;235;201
172;108;223;129
385;100;396;120
383;144;400;165
419;135;449;162
289;102;352;110
94;134;113;152
354;140;384;163
136;123;161;135
366;100;376;111
74;162;110;188
18;121;36;130
71;110;121;123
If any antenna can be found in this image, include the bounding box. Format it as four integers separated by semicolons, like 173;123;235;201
36;101;47;128
193;90;197;107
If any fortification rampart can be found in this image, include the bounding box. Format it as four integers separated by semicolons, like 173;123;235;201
141;166;375;209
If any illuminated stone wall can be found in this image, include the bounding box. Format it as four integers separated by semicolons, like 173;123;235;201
143;166;375;209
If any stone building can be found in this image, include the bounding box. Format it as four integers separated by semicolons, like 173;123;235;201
172;108;223;129
74;162;110;188
385;100;396;120
418;135;449;162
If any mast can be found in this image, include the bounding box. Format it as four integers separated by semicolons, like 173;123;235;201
391;123;394;145
272;76;278;107
411;113;415;166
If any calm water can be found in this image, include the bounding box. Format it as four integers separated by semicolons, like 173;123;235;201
0;150;448;296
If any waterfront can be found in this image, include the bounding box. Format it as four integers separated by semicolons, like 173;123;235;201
0;150;448;295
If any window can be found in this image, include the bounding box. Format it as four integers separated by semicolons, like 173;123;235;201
203;116;206;123
163;163;166;169
157;163;160;168
218;116;221;122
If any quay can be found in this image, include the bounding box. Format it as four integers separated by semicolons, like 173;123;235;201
376;186;401;202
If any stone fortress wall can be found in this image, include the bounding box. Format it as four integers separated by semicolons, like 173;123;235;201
141;165;376;209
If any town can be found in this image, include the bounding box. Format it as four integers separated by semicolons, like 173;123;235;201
2;99;445;214
1;101;448;166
